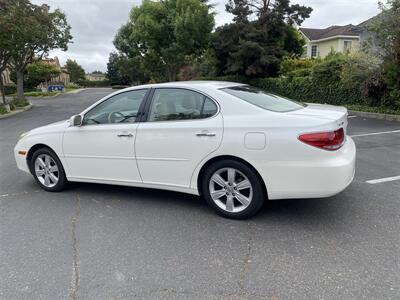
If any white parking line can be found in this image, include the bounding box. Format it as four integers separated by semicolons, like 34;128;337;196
351;129;400;138
348;116;357;118
366;176;400;184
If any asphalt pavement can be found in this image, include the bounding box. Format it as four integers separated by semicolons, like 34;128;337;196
0;88;399;299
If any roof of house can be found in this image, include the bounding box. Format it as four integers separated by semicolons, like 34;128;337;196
299;24;359;41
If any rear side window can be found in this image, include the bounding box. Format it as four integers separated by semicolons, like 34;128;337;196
148;88;218;122
221;85;305;112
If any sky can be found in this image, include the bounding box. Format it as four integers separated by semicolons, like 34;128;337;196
32;0;381;73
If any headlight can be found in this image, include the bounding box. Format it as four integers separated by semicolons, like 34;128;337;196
19;131;30;140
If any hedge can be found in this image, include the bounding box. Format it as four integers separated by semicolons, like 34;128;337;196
197;76;364;106
249;77;363;106
77;79;111;87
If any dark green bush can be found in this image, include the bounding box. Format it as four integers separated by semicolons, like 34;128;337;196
3;84;17;95
11;99;30;108
111;85;129;89
77;79;111;87
0;105;8;114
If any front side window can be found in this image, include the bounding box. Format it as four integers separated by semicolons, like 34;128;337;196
82;89;148;125
221;85;305;112
148;88;218;122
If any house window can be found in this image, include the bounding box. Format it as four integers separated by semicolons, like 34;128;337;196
311;45;318;58
344;41;352;51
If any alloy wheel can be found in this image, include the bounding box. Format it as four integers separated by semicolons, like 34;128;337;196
34;154;59;188
208;167;253;213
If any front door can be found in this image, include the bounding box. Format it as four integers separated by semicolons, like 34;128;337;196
63;89;149;183
135;88;223;188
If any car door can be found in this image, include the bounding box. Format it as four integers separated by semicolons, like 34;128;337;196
135;88;223;188
63;89;149;183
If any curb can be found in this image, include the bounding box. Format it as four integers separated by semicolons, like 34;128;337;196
0;104;32;120
349;110;400;123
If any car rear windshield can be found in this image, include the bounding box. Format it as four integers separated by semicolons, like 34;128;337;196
221;85;306;112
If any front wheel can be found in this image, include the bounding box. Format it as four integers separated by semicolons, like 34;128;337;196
30;148;68;192
202;160;266;219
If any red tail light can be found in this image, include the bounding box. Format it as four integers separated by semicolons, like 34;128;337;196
298;128;345;151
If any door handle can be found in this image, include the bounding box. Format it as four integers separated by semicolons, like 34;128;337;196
117;132;133;138
196;131;216;137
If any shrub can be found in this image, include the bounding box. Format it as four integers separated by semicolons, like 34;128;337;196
77;79;111;87
11;99;30;108
0;105;8;114
3;84;17;95
280;55;315;75
111;85;129;89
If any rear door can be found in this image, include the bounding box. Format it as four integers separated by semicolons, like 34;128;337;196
135;88;223;188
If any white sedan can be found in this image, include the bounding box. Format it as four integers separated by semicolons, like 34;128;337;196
14;81;356;219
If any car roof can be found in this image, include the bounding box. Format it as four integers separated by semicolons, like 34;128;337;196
126;81;245;91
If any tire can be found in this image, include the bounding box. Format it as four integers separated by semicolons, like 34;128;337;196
30;147;68;192
202;159;266;219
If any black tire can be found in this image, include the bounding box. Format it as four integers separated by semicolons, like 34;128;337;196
202;159;266;219
30;147;68;192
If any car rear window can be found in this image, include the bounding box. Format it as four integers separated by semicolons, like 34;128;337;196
221;85;306;112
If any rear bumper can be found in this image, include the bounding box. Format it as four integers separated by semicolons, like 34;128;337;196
258;137;356;200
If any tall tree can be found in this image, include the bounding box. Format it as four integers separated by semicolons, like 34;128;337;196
213;0;311;77
0;0;15;105
65;59;85;83
369;0;400;101
7;0;71;100
114;0;215;81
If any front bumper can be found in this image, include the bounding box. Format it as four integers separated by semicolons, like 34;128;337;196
14;144;30;174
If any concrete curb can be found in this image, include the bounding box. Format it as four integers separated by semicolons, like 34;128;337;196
0;104;32;120
349;110;400;123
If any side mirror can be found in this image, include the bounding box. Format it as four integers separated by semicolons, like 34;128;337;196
69;115;82;127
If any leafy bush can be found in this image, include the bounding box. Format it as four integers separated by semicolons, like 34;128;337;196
111;85;129;89
77;79;111;87
11;99;30;107
280;55;315;75
0;105;8;114
3;84;17;95
66;83;80;89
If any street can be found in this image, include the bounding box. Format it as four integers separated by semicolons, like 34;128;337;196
1;88;399;299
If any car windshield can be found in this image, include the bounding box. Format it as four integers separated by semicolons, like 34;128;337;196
221;85;306;112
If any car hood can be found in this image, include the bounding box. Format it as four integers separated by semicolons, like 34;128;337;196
27;120;69;136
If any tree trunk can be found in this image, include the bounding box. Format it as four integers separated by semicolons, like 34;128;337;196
0;74;6;105
16;69;25;100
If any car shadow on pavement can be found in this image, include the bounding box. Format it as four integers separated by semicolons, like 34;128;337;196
65;182;345;226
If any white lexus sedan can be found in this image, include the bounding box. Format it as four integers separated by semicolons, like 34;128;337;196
14;81;356;219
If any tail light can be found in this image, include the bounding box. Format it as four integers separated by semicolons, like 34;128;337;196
298;128;345;151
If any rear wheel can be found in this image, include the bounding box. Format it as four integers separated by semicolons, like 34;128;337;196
202;159;265;219
30;148;67;192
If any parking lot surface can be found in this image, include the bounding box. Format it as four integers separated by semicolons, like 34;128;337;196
1;88;399;299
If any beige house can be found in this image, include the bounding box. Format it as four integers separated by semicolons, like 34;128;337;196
86;73;106;81
42;56;70;86
299;24;360;58
1;68;12;85
1;56;70;87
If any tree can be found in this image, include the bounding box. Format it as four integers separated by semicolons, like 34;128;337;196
0;0;16;105
7;0;72;100
213;0;312;77
65;59;85;83
26;60;60;87
106;52;148;85
369;0;400;102
114;0;215;81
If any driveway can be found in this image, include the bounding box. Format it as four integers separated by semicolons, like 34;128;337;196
1;88;399;299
